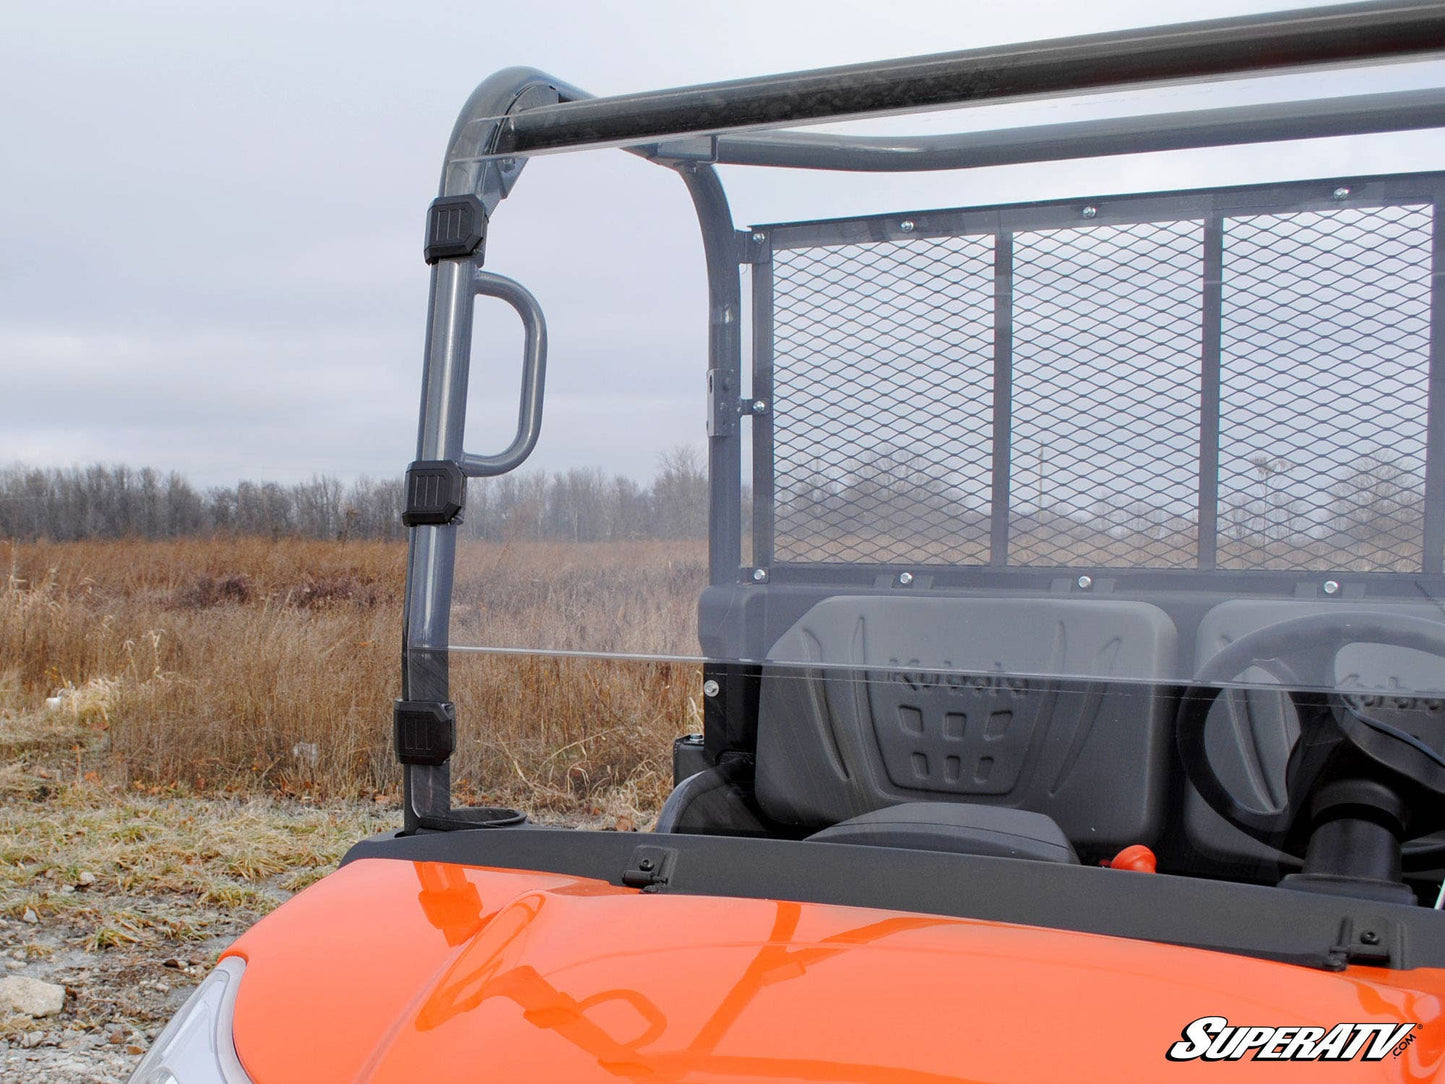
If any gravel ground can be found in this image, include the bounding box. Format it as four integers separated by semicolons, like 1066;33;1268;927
0;907;248;1082
0;773;398;1083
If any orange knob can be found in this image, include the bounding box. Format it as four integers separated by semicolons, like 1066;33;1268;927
1104;844;1157;873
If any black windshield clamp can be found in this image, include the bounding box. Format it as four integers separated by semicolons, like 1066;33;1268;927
402;460;466;527
1325;915;1399;971
425;195;488;264
622;845;677;891
393;700;456;766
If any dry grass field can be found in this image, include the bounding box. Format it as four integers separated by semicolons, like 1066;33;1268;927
1;536;704;814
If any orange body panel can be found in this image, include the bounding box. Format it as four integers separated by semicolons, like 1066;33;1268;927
227;858;1445;1082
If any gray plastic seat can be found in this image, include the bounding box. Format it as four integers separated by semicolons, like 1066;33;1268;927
754;595;1178;862
808;802;1079;863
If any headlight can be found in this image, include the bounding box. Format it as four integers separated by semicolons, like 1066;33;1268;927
127;957;253;1084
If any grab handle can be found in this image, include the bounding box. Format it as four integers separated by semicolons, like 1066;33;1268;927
459;270;548;477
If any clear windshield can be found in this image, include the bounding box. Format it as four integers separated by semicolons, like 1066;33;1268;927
442;102;1445;702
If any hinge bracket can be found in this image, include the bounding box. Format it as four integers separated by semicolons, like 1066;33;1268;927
737;229;771;264
707;369;737;438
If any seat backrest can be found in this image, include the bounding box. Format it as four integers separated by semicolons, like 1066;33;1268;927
752;595;1178;860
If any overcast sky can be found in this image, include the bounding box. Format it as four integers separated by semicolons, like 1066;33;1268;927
4;0;1443;488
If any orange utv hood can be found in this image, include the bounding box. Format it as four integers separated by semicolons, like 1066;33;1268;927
226;857;1445;1082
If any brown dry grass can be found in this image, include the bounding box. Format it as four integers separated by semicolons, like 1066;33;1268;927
0;538;703;819
0;775;394;948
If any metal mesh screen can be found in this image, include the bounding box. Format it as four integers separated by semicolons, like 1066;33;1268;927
1010;221;1203;567
762;181;1441;574
771;236;995;564
1217;204;1434;572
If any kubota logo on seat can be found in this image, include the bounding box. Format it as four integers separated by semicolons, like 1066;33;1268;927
1167;1016;1418;1062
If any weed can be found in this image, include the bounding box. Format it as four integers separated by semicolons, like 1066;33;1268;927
89;921;143;951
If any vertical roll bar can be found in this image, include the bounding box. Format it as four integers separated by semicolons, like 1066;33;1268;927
402;69;584;830
401;69;739;831
680;167;743;586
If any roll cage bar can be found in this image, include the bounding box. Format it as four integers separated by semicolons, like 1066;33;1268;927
398;0;1445;831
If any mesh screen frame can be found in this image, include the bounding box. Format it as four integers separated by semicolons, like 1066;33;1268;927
751;174;1445;577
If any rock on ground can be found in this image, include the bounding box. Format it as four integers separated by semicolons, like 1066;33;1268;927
0;975;66;1018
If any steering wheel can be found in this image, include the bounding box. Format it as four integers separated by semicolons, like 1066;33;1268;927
1177;611;1445;872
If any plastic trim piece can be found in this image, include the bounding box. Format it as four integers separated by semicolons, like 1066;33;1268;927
125;957;251;1082
342;826;1445;972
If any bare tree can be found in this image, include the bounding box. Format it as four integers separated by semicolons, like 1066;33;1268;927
0;457;719;544
651;445;708;539
1331;455;1422;562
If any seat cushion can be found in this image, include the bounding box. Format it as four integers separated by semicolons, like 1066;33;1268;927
807;802;1079;864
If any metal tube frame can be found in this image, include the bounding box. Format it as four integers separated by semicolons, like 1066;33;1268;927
401;3;1445;828
1197;219;1225;572
490;2;1445;158
705;88;1445;173
989;233;1015;568
459;271;548;479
